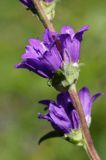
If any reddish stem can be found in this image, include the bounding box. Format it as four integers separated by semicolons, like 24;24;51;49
32;0;55;31
68;84;100;160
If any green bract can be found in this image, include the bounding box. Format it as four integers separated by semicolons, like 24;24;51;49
64;129;84;146
40;0;57;21
51;63;80;91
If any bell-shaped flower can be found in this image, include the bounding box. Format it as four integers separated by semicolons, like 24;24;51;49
38;87;102;144
16;26;88;80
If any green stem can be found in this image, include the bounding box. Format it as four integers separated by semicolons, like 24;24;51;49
68;84;100;160
32;0;55;31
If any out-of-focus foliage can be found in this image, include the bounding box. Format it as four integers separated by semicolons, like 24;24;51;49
0;0;106;160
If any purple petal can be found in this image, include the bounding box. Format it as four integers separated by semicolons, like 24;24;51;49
49;103;72;133
59;33;80;63
61;26;75;38
74;25;89;41
38;113;52;121
71;110;80;129
89;92;103;113
79;87;103;126
79;87;91;116
60;25;89;63
22;39;48;60
20;0;34;8
29;39;47;53
91;93;103;103
39;100;55;106
57;92;71;108
43;29;58;45
16;59;53;78
43;44;62;71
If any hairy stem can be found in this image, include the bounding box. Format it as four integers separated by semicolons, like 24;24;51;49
32;0;55;31
68;84;100;160
31;1;100;159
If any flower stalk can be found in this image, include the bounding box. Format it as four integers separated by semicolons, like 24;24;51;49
18;1;101;160
68;84;100;160
32;0;55;31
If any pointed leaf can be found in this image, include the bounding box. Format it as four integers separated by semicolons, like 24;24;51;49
38;130;63;145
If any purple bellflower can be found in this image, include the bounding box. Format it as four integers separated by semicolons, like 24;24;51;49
38;87;102;144
20;0;34;9
16;26;89;79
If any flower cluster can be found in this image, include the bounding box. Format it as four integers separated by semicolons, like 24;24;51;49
17;0;102;148
16;26;89;91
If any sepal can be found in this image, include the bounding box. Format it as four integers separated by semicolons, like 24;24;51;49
38;130;63;145
64;129;84;146
51;63;80;92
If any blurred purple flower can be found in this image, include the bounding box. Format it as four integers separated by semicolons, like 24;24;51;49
20;0;54;9
38;87;102;134
44;0;54;2
20;0;34;9
16;26;89;78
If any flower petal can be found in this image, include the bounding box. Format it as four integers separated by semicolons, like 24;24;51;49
59;34;80;63
57;92;71;107
90;93;103;103
49;102;72;133
89;92;103;114
71;110;80;129
38;113;52;121
43;29;58;45
20;0;34;8
16;59;53;78
61;26;75;37
78;87;91;116
74;25;89;41
43;44;62;70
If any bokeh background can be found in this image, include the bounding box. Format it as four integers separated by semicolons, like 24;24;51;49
0;0;106;160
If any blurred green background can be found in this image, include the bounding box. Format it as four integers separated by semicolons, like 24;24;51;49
0;0;106;160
